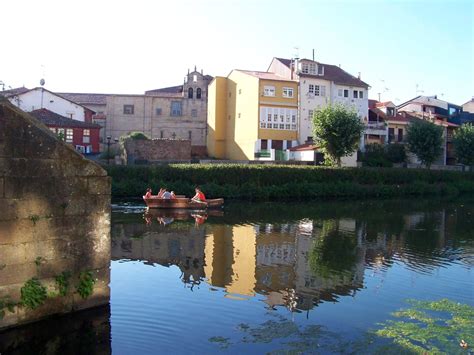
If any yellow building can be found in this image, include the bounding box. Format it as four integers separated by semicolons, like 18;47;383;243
207;70;298;160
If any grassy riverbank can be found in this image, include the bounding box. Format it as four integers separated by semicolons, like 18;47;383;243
105;164;474;200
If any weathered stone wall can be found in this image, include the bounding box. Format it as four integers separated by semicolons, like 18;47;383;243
0;99;111;330
124;138;191;164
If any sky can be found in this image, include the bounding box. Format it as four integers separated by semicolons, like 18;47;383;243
1;0;472;105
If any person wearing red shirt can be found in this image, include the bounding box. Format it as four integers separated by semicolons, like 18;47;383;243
191;187;206;202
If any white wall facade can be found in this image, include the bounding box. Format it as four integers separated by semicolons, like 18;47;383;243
298;77;332;143
9;88;87;121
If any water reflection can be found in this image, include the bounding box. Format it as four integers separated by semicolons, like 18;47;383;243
0;305;111;355
111;200;474;312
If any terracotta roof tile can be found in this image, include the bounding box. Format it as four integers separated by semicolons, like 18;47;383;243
58;93;108;105
30;109;101;129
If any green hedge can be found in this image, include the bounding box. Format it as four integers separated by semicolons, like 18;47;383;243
105;164;474;200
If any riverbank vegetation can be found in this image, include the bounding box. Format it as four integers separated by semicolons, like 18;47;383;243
106;165;474;200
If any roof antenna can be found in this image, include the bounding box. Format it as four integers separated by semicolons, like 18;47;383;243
293;46;299;59
312;49;315;61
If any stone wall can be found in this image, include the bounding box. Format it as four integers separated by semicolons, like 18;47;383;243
0;99;111;330
124;138;191;164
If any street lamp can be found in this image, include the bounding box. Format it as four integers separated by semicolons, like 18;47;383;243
106;136;111;165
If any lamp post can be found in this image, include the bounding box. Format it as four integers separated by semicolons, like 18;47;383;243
106;136;111;165
106;136;119;165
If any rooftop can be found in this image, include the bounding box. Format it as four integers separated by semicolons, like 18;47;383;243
29;109;101;129
236;69;294;81
58;92;108;105
275;57;369;88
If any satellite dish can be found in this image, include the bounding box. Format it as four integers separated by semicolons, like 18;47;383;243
40;78;45;86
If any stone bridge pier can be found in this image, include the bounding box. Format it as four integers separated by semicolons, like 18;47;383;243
0;99;111;330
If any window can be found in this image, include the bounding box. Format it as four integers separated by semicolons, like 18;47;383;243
66;129;73;143
260;122;266;128
317;65;324;75
321;85;326;97
191;109;198;117
283;87;294;98
196;88;202;99
291;115;296;123
160;130;164;138
238;113;241;118
156;108;162;116
123;105;134;114
273;114;278;122
238;89;242;95
343;89;349;98
264;86;275;97
308;110;313;119
353;90;358;99
188;88;193;99
301;63;309;74
301;62;317;74
259;107;298;131
83;129;90;144
193;74;197;82
387;107;395;116
188;131;192;140
359;91;363;98
49;127;56;133
170;101;182;116
267;113;272;122
338;89;343;97
398;129;403;142
261;139;268;149
280;114;284;123
57;128;65;141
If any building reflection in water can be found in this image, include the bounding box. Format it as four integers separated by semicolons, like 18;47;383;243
111;204;468;313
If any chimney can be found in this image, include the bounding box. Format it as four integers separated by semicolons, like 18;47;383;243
358;72;361;79
201;69;203;75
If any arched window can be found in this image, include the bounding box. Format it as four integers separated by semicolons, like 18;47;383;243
188;87;193;99
196;88;202;99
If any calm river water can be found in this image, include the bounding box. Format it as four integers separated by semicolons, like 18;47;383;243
1;199;473;354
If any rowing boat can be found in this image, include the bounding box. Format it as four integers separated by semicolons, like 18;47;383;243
143;196;224;209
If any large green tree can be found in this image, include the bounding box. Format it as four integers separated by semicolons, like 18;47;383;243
453;123;474;166
312;104;364;167
406;119;444;169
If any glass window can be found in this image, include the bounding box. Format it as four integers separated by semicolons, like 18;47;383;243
309;84;314;94
264;86;275;97
338;89;343;97
285;124;291;130
196;88;202;99
123;105;134;114
359;91;363;98
156;108;162;116
188;88;193;99
49;127;56;133
353;90;358;99
83;129;90;143
267;113;272;122
57;128;65;141
283;87;294;98
170;101;182;116
308;110;313;119
315;85;320;96
344;89;349;98
191;109;198;117
273;114;278;122
66;129;73;143
321;86;326;97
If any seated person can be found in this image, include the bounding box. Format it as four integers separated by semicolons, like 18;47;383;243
170;191;177;199
157;187;165;198
144;188;153;198
191;187;206;202
161;189;172;199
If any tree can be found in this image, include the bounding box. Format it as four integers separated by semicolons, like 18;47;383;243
406;119;444;169
312;104;364;167
453;123;474;166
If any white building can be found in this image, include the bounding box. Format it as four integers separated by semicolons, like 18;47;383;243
268;58;369;166
2;87;94;122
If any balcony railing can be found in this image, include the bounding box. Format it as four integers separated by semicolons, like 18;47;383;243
365;122;386;130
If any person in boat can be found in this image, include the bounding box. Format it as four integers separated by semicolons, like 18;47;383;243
161;189;172;199
191;187;206;203
170;191;177;199
144;188;153;198
157;187;165;198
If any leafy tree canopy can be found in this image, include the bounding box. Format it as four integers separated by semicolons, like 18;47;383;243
453;123;474;166
406;119;444;168
312;104;364;166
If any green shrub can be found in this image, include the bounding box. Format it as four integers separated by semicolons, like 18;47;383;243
386;143;407;164
105;164;474;200
361;144;392;167
21;278;47;310
76;271;95;299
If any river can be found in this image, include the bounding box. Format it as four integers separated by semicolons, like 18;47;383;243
1;199;473;354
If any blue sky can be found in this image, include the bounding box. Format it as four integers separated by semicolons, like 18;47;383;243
1;0;472;105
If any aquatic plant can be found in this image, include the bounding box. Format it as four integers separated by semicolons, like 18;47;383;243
76;271;96;299
55;271;72;297
375;299;474;354
21;278;48;310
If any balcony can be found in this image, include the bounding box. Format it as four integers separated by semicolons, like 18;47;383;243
365;122;387;135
